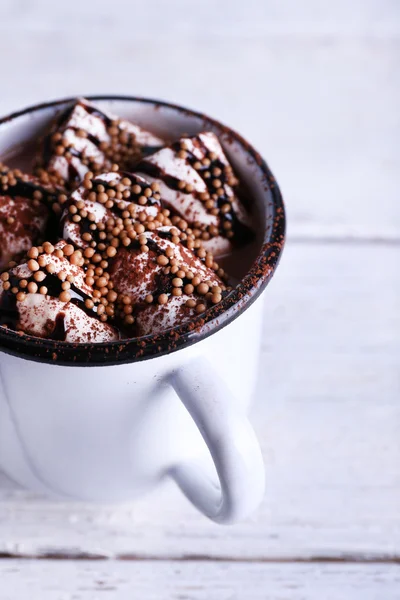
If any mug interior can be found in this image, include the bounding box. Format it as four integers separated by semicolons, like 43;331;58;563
0;96;285;366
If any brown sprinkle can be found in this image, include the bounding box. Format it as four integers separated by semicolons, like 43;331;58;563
27;259;39;272
34;271;46;282
59;291;71;303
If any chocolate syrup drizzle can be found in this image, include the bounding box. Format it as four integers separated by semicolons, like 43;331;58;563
0;272;97;341
138;136;254;246
0;168;61;244
0;276;19;329
41;101;162;184
0;169;59;206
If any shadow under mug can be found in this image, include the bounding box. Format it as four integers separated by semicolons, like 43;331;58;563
0;97;285;524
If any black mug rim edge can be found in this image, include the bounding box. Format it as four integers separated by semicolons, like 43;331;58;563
0;95;286;367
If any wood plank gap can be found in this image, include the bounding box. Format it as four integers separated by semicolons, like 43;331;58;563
289;235;400;246
0;551;399;564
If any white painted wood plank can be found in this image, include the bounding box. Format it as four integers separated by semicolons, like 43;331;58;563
1;0;399;36
0;242;398;559
0;32;398;238
1;560;399;600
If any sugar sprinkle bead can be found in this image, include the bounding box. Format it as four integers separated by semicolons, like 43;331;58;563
16;292;26;302
172;277;183;288
84;247;95;258
19;280;28;288
84;299;94;310
196;303;206;314
124;315;135;326
197;283;209;295
97;191;108;203
97;304;105;315
27;247;39;259
172;288;182;297
27;282;38;294
33;271;46;282
186;299;196;308
43;242;54;254
145;294;154;304
96;277;108;289
183;284;193;295
106;246;117;258
70;251;82;266
3;282;10;290
39;286;48;295
27;259;39;272
158;293;168;305
192;276;201;287
46;263;56;274
0;272;9;281
211;293;222;304
223;220;232;231
59;291;71;303
62;244;74;257
153;254;169;269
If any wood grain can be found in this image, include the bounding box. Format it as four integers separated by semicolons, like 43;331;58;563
0;2;399;597
1;560;399;600
0;242;398;560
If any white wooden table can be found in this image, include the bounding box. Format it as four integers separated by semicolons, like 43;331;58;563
0;2;399;598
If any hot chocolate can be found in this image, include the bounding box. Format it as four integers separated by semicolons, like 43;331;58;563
0;98;255;342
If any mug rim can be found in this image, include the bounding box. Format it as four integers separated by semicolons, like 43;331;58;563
0;95;285;367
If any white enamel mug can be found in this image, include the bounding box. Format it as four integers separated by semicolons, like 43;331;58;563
0;97;285;524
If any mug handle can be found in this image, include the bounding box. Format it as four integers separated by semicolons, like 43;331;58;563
169;356;265;524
